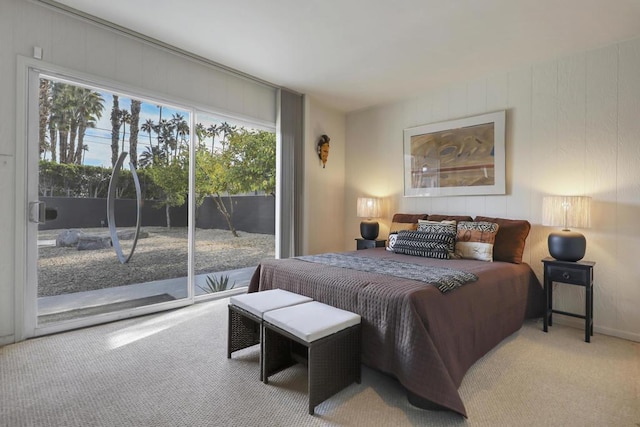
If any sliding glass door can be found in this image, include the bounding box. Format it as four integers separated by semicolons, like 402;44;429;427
30;72;192;332
23;65;276;337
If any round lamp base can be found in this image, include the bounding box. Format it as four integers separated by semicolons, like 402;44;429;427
360;221;379;240
548;230;586;262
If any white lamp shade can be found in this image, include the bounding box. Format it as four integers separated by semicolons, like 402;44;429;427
356;197;381;219
542;196;591;229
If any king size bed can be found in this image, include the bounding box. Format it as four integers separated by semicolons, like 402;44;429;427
247;214;544;417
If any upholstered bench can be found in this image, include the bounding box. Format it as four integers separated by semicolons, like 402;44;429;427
262;301;361;415
228;289;313;379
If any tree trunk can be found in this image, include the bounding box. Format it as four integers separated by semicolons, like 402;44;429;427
49;125;57;163
68;116;78;164
130;100;141;168
75;121;86;164
213;193;238;237
111;95;120;168
165;203;171;229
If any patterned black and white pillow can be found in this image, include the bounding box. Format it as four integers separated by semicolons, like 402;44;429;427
392;223;456;259
386;232;398;251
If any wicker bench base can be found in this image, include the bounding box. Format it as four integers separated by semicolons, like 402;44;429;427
263;321;361;415
227;305;261;376
228;290;313;381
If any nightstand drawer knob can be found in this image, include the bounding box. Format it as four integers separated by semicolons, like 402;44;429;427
562;272;571;280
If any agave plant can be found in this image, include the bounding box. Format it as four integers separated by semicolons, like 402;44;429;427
197;274;236;294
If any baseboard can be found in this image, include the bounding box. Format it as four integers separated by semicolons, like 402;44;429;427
552;315;640;343
0;334;16;347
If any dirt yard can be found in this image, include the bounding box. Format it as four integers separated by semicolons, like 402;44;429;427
37;227;275;296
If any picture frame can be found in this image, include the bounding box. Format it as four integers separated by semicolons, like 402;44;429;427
403;110;506;197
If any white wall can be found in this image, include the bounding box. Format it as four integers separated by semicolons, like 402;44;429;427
345;39;640;342
302;96;347;255
0;0;276;345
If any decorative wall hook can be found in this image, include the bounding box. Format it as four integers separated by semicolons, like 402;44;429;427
317;134;330;168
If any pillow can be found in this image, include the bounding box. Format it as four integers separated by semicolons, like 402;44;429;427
386;232;398;251
455;221;499;262
418;219;457;227
417;220;457;257
392;223;456;259
388;213;429;247
474;216;531;264
427;214;473;222
391;213;429;223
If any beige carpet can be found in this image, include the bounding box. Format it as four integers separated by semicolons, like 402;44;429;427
1;298;638;426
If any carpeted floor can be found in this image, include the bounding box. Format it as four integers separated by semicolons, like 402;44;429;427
1;298;638;426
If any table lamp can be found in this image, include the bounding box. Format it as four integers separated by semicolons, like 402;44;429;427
357;197;381;240
542;195;591;262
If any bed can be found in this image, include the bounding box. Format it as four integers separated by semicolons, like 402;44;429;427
247;214;544;417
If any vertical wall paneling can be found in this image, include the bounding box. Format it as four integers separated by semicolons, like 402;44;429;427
506;67;534;264
85;28;118;79
616;38;640;334
483;74;508;218
466;79;487;116
345;37;640;341
50;11;88;73
531;62;559;195
553;53;588;315
304;96;346;254
585;45;619;331
448;83;468;119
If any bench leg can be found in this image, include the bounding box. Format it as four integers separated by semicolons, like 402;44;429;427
262;326;296;384
227;307;260;358
308;325;361;415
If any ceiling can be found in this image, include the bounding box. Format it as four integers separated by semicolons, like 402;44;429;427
52;0;640;113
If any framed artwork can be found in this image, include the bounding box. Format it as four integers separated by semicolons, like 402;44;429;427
403;110;506;197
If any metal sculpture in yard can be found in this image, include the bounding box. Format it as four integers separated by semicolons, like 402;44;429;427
107;152;142;264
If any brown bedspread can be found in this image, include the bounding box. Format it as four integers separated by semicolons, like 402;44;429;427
248;248;544;417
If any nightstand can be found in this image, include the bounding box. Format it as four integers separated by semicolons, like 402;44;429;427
355;238;386;250
542;257;595;342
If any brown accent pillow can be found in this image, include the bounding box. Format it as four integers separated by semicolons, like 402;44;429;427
427;214;473;222
388;213;428;241
474;216;531;264
391;213;429;223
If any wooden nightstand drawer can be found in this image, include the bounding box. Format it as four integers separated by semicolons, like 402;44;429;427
355;238;386;250
547;266;587;285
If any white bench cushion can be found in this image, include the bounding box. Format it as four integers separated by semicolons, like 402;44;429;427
263;301;361;343
230;289;312;318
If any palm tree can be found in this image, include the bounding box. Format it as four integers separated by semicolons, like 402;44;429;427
49;82;74;163
207;123;219;152
81;144;89;165
129;100;141;167
141;119;155;149
170;113;189;157
42;81;104;164
195;123;207;146
119;108;131;156
218;121;237;149
73;88;104;164
111;95;121;167
139;145;166;168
